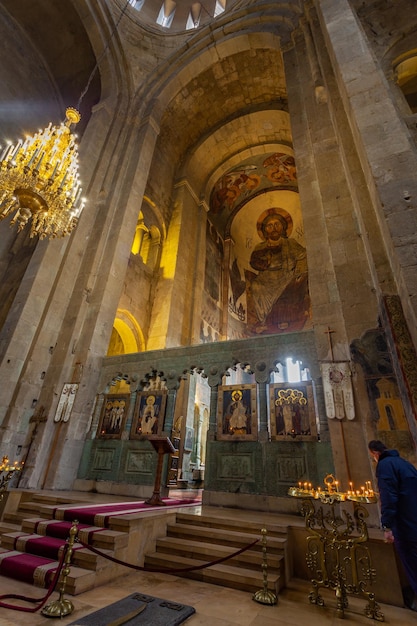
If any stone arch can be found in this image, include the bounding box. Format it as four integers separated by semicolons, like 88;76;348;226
107;310;145;355
139;224;162;270
131;203;164;269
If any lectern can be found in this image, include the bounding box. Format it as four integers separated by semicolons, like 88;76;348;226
145;436;176;506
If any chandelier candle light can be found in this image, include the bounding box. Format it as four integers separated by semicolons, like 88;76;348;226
0;108;85;239
288;474;377;504
0;1;134;240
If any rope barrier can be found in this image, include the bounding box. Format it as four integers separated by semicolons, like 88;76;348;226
78;536;260;574
0;544;68;612
0;525;260;614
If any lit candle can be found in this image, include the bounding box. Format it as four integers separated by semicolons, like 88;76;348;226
0;144;12;161
50;161;60;180
27;148;40;168
11;140;22;157
74;187;82;206
35;151;45;170
59;170;69;190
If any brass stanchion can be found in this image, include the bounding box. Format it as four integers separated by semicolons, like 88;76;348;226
41;520;78;618
253;528;278;605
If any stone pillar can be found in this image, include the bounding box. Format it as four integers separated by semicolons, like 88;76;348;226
194;405;203;469
254;360;270;440
208;383;219;438
162;378;179;436
147;180;207;349
283;18;381;491
314;0;417;350
221;237;233;338
26;107;163;490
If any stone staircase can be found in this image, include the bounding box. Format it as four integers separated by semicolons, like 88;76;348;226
0;492;290;598
0;492;130;595
144;510;290;594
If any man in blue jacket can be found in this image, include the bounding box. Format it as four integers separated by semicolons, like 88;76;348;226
368;440;417;611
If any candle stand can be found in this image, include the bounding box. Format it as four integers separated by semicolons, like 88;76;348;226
0;456;24;502
289;475;384;621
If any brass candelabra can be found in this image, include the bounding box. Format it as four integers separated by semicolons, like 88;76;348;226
0;456;24;502
288;474;384;621
288;473;377;504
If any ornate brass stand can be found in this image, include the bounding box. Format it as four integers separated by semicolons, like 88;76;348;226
41;520;78;618
0;456;24;501
300;499;384;621
253;528;278;605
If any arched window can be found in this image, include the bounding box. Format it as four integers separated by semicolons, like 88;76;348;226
107;312;144;356
156;0;176;28
272;358;310;383
186;2;201;29
131;212;162;270
385;405;396;430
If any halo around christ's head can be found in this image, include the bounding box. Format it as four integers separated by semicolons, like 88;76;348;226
256;207;293;241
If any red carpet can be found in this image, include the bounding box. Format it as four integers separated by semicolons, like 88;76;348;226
53;497;200;526
0;551;57;586
0;496;201;589
34;519;107;541
16;535;69;560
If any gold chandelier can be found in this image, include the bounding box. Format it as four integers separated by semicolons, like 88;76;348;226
0;108;85;239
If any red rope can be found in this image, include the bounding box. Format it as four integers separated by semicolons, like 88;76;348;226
78;537;260;574
0;544;68;612
0;531;260;613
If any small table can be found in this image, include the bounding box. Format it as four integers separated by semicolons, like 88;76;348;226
145;437;175;506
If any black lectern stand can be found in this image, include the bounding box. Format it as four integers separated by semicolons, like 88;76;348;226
145;436;175;506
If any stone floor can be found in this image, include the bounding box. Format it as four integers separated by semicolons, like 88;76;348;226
0;489;415;625
0;570;415;626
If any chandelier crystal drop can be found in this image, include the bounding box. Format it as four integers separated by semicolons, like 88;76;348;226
0;108;86;239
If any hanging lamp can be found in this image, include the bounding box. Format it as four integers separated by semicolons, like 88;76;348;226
0;1;131;240
0;108;85;239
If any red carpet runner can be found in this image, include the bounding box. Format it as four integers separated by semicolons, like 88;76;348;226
0;497;201;589
52;497;199;526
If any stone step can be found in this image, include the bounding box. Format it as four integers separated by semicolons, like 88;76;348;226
21;517;129;551
0;531;114;572
144;552;282;594
166;522;287;554
2;495;87;526
154;535;284;574
0;521;20;535
175;511;288;537
0;547;96;596
2;511;33;525
18;492;77;506
36;502;82;519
